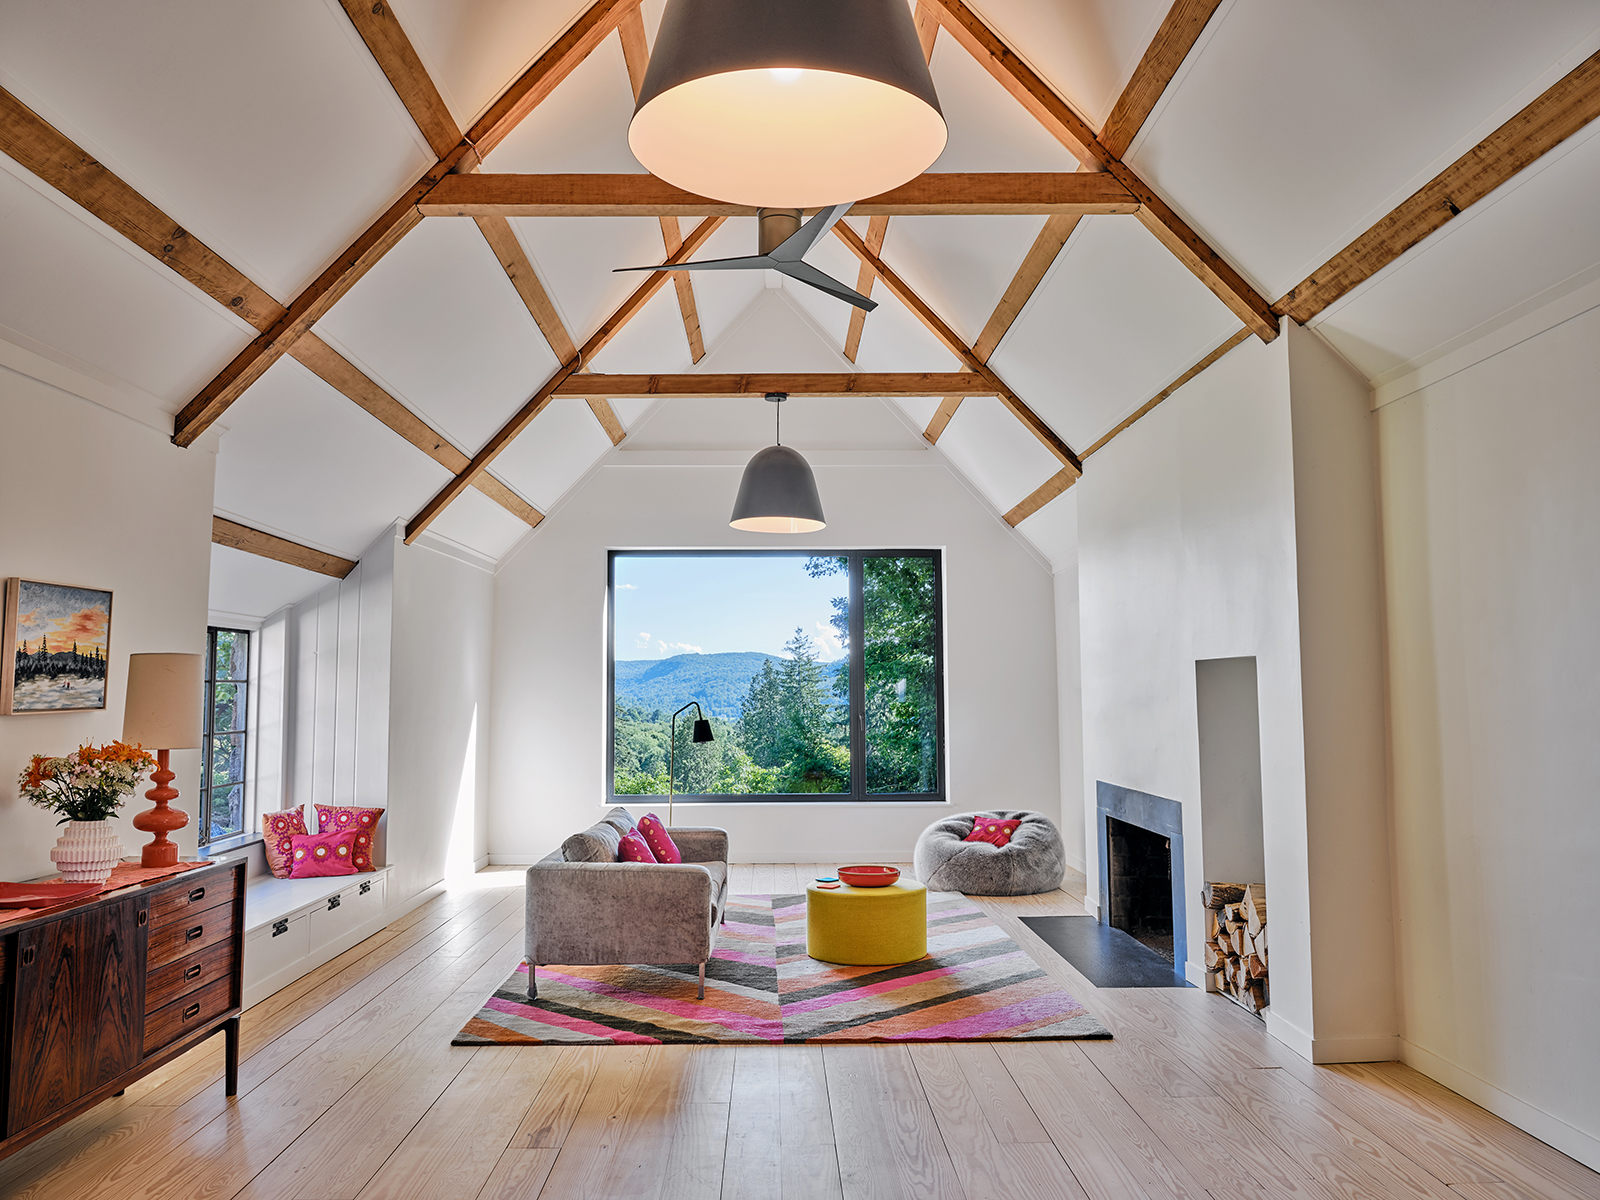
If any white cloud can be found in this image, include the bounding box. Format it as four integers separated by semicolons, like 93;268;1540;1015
634;631;651;649
617;583;638;590
658;640;704;656
814;620;846;659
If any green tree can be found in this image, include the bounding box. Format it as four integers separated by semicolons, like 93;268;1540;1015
739;659;784;768
776;628;849;793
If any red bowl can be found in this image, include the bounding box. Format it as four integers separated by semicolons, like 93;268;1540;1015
838;865;901;888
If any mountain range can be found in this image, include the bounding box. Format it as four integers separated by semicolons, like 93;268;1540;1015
614;652;845;720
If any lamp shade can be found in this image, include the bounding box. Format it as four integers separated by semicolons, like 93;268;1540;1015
122;653;203;750
692;718;714;743
730;445;827;533
629;0;946;208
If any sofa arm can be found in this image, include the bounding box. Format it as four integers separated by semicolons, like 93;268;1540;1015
526;860;716;966
669;826;728;864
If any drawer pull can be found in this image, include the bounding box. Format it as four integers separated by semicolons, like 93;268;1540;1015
272;919;289;937
184;963;203;981
327;895;341;911
20;947;34;966
186;925;204;942
189;887;206;902
183;1003;202;1021
137;909;148;927
359;881;371;895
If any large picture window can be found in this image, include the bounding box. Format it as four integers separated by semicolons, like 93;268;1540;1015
609;551;944;801
199;627;250;845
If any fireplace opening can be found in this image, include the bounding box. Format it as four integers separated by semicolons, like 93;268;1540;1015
1107;816;1174;963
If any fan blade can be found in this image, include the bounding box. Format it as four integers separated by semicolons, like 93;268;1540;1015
769;203;853;263
613;255;774;273
775;260;879;311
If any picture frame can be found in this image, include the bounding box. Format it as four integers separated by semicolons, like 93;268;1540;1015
1;579;114;715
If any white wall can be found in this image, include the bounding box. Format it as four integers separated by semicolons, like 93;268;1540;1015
0;366;215;880
1377;292;1600;1169
487;460;1061;864
1195;656;1266;886
1051;492;1087;875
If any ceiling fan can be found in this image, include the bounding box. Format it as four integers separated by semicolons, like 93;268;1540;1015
613;203;877;311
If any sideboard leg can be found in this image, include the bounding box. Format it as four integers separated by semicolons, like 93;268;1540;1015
224;1017;240;1097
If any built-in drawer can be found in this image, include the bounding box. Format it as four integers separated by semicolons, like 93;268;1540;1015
243;909;310;999
149;871;237;930
143;976;232;1056
145;940;234;1014
147;902;233;970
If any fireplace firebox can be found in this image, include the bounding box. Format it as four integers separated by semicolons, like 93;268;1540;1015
1096;782;1187;977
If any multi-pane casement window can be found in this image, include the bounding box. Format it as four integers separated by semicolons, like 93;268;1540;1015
198;627;250;845
608;551;945;801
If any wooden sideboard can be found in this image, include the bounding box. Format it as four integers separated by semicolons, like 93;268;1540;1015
0;858;245;1159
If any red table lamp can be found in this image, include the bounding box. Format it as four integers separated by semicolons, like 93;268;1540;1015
122;653;203;868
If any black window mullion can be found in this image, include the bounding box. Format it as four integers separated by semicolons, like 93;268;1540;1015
848;552;866;800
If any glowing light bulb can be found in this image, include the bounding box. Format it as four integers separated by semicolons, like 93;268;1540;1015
769;68;802;84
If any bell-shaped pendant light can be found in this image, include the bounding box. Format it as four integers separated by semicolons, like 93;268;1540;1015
730;394;826;533
629;0;947;209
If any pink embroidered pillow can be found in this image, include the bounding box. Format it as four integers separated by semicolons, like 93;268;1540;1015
314;805;384;871
288;830;360;878
261;807;309;878
637;813;681;863
965;816;1022;847
617;830;658;863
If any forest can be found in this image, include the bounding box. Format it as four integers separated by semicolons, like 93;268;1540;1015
613;554;941;796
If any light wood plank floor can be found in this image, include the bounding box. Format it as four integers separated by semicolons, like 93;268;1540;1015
4;865;1597;1200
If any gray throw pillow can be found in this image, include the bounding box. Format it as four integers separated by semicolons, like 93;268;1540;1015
560;807;639;862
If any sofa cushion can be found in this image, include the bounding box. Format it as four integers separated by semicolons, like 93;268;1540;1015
618;830;658;862
637;813;682;863
288;830;360;878
561;807;640;862
261;807;308;878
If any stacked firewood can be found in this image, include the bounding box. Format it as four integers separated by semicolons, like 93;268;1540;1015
1202;882;1268;1014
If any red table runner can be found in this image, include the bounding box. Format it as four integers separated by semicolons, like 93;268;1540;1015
0;859;214;927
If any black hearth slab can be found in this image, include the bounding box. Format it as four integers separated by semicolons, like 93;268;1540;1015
1020;915;1193;989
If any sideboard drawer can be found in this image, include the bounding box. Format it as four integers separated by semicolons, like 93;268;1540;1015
149;872;238;930
143;977;232;1056
145;940;234;1014
147;903;233;969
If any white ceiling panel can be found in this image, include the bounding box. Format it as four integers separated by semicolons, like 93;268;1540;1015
952;0;1170;129
425;484;535;561
851;287;965;374
624;395;926;452
0;0;432;301
481;32;643;173
1312;122;1600;383
313;217;558;453
880;215;1046;348
509;215;670;346
1131;0;1600;299
937;397;1062;513
610;397;657;430
588;286;695;375
1014;486;1077;571
891;397;945;431
926;35;1085;172
386;0;591;129
0;158;251;409
208;545;329;622
488;397;615;510
989;216;1238;449
695;291;857;374
213;357;449;559
677;219;774;351
778;234;866;352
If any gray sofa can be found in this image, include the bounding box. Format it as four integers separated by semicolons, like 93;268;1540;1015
524;807;729;999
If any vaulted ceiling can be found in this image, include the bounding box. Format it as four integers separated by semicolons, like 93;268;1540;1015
2;0;1597;618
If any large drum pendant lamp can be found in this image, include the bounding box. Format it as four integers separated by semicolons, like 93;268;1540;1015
730;394;826;533
629;0;947;209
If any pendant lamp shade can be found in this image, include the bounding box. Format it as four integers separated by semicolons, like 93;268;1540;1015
730;445;827;533
629;0;947;209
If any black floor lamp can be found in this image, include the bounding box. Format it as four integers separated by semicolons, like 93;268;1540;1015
669;701;714;827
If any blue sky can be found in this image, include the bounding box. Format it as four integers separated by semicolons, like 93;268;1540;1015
613;554;848;661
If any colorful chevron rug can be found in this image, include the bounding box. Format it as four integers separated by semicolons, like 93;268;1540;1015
453;892;1110;1045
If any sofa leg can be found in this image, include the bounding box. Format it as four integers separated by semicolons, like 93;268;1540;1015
698;962;706;1000
528;972;538;1000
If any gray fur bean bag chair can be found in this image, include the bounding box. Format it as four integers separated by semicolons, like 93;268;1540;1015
914;810;1066;895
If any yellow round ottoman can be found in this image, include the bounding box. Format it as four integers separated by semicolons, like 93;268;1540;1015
806;878;928;965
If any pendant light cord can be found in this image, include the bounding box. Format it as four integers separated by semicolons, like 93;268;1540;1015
776;399;782;446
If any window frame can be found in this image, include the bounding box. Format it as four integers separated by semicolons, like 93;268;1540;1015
606;549;947;804
198;626;252;846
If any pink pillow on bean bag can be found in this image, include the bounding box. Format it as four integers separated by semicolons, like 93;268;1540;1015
261;807;309;878
964;817;1022;847
617;830;658;863
288;830;360;878
637;813;681;863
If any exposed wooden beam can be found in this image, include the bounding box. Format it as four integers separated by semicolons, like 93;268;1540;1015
289;334;542;526
971;213;1081;362
550;372;999;398
1083;327;1252;458
338;0;461;158
920;0;1278;342
617;6;709;363
844;216;891;363
172;0;639;447
0;86;285;333
1277;46;1600;323
416;171;1139;217
1099;0;1224;159
404;216;725;542
212;517;357;579
1004;468;1077;526
923;395;965;442
833;222;1081;475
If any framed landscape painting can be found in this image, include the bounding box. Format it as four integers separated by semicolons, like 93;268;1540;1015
1;579;113;715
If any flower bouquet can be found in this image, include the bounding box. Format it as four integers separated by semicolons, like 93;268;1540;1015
19;742;156;882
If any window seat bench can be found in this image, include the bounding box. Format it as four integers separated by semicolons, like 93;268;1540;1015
241;864;393;1009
